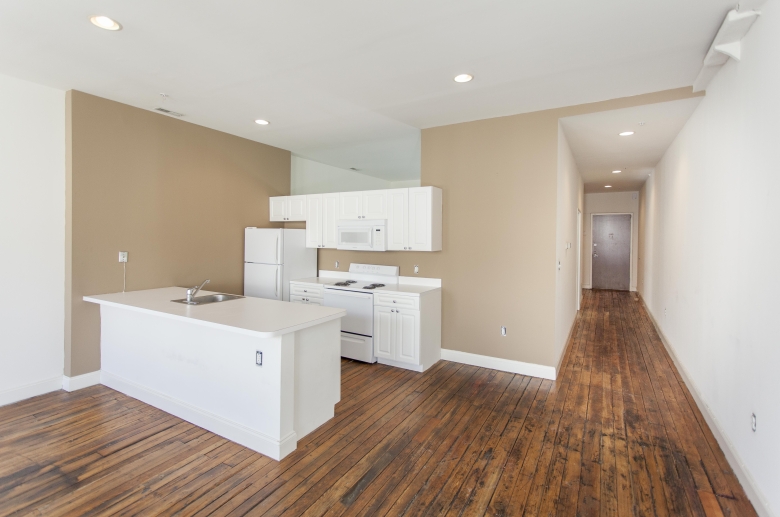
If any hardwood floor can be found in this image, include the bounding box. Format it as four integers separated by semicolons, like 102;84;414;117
0;290;757;516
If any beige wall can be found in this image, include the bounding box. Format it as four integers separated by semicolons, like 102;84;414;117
319;87;700;369
66;91;291;377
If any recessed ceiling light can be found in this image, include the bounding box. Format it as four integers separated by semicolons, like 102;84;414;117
90;15;122;31
619;131;635;136
255;119;269;125
454;74;473;83
612;170;622;174
605;185;612;188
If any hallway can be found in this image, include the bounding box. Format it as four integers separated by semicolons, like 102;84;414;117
0;291;758;516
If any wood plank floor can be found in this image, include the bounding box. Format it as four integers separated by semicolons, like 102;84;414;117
0;290;758;516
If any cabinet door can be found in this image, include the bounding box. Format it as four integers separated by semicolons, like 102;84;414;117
395;309;420;365
305;195;323;249
407;188;431;251
288;195;308;221
322;193;339;248
373;306;395;361
386;189;409;251
269;196;288;221
339;191;363;220
363;190;388;219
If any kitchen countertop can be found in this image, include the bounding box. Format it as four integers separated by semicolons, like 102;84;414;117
84;287;346;338
290;277;441;295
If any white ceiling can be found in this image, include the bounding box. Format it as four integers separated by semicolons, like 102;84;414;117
561;97;703;193
0;0;735;181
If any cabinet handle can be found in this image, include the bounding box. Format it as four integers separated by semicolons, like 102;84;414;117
391;309;395;313
304;290;307;292
393;300;396;303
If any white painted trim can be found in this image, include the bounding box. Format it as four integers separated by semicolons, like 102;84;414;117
640;296;774;517
582;284;592;289
0;375;62;407
441;349;556;380
377;357;424;372
577;208;582;311
62;371;102;392
101;370;297;461
589;212;634;291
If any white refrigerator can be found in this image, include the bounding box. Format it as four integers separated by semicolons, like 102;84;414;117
244;228;317;301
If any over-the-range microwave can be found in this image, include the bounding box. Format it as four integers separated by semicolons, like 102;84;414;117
337;219;386;252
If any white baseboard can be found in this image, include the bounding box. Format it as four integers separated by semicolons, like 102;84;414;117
62;371;102;392
100;370;296;461
640;297;774;517
441;349;556;380
0;375;62;408
377;357;424;372
582;284;592;289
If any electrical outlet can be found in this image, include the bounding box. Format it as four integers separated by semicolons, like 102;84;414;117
664;307;667;317
335;261;339;269
414;265;419;275
752;413;757;432
118;251;128;263
256;351;263;366
501;326;507;336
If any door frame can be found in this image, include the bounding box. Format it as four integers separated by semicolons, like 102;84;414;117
590;212;634;291
577;209;582;310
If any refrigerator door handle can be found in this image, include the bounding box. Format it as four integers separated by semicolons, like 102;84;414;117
276;236;279;264
276;268;280;298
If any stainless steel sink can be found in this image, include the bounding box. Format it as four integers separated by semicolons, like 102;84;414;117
171;294;244;305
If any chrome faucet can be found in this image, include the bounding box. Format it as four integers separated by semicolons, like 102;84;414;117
186;279;210;303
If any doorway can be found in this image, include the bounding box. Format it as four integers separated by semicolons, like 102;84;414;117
577;209;582;310
591;214;631;290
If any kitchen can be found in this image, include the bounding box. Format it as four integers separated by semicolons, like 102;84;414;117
2;1;771;514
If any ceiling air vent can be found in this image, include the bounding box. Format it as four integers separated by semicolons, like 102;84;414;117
153;107;185;117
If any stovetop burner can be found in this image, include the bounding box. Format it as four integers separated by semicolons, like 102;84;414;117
362;283;386;289
333;280;358;287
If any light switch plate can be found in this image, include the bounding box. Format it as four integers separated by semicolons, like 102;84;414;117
118;251;128;263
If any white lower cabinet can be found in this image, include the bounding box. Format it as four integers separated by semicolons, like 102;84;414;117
373;290;440;372
290;294;322;305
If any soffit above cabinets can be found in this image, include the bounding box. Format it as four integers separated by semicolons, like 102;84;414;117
0;0;738;181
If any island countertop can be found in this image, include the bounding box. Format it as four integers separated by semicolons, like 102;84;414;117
84;287;346;339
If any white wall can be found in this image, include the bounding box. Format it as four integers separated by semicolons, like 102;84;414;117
554;125;584;369
639;4;779;515
0;74;66;406
291;156;389;194
583;192;639;290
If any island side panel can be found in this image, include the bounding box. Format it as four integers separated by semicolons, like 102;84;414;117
98;304;293;460
293;318;341;439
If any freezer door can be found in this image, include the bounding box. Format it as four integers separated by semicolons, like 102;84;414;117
244;263;283;300
244;228;283;265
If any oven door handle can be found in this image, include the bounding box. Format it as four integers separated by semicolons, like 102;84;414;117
325;289;374;300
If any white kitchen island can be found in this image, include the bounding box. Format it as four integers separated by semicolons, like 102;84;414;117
84;287;346;460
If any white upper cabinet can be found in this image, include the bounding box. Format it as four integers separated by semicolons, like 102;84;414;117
386;189;409;251
363;190;388;219
305;195;322;248
305;193;339;249
275;186;441;251
407;187;442;252
288;195;307;221
270;197;288;221
269;196;307;222
338;192;363;220
322;193;339;248
339;190;388;220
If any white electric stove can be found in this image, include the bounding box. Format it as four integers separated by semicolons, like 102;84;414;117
322;264;399;362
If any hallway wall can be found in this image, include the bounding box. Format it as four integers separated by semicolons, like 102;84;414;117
638;4;780;515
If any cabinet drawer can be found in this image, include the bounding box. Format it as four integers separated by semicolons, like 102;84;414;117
290;294;323;305
290;284;324;298
374;293;419;310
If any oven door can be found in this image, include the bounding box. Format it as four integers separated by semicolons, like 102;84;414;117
323;288;374;337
